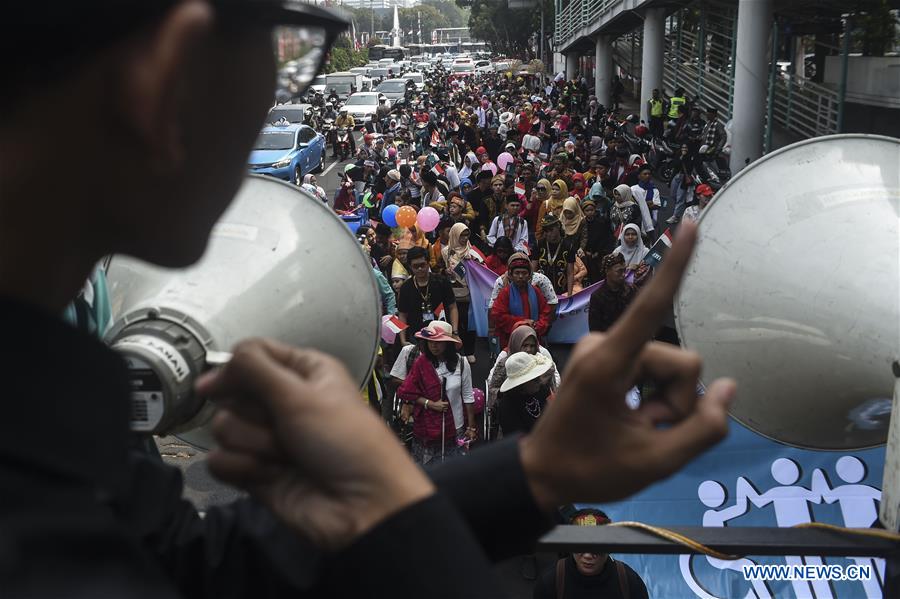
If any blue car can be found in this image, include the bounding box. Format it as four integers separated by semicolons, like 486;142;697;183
248;123;325;185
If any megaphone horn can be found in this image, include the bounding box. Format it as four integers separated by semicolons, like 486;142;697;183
676;134;900;451
105;175;382;450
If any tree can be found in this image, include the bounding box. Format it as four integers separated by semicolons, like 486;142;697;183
851;1;899;56
399;5;449;43
423;0;468;28
456;0;553;57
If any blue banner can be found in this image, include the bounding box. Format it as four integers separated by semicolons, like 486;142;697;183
581;421;885;599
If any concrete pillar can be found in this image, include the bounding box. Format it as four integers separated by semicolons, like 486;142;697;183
730;0;773;173
595;35;613;107
565;52;579;81
639;8;666;123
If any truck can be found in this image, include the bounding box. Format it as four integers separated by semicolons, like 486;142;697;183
324;72;365;101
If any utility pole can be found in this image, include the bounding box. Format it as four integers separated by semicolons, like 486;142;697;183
540;2;545;64
418;10;421;46
370;0;374;37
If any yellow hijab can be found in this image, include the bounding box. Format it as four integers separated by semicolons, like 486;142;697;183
548;179;568;213
561;197;585;236
443;222;472;273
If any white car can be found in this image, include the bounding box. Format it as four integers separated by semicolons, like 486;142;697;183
475;60;492;74
402;72;425;92
343;92;387;123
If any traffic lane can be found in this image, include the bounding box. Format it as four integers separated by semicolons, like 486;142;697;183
318;130;365;200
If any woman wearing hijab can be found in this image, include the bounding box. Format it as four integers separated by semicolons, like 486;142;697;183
581;198;616;285
487;325;560;410
630;164;658;235
560;197;588;256
570;172;587;200
613;223;651;286
458;177;473;200
301;174;327;204
441;223;484;363
535;179;568;241
398;320;476;465
458;151;478;181
610;184;642;235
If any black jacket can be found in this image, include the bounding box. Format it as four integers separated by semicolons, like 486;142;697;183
2;298;551;598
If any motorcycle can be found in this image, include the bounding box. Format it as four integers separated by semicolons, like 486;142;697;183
695;144;732;191
649;136;677;183
336;127;351;161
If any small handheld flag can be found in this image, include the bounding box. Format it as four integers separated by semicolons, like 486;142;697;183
643;228;674;268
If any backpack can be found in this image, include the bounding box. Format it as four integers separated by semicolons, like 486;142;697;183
555;558;629;599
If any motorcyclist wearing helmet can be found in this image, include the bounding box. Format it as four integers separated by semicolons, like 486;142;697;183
327;87;339;104
334;108;356;157
322;101;337;121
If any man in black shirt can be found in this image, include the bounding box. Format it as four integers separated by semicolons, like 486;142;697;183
533;509;648;599
466;170;495;239
589;254;637;332
397;247;459;343
0;2;736;595
534;214;576;296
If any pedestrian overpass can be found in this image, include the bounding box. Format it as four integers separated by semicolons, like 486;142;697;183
553;0;900;173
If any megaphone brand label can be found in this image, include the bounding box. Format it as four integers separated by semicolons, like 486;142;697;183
117;335;190;383
124;356;165;431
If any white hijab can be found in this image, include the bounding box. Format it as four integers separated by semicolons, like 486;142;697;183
614;223;649;267
459;151;478;180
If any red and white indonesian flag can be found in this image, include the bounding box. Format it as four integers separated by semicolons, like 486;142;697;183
514;181;526;198
430;130;441;148
658;228;673;247
434;303;446;321
431;162;445;177
381;314;408;344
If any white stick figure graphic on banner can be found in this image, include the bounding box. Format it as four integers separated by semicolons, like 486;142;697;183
813;456;884;598
679;480;773;599
679;456;884;599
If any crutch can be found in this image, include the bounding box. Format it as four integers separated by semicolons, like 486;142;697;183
441;411;446;462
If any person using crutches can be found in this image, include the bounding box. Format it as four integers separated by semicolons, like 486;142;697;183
398;321;477;465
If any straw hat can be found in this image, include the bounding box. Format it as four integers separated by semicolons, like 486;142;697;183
500;352;553;393
415;320;462;349
499;111;514;124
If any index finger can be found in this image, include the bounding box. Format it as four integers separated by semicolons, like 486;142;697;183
605;221;698;364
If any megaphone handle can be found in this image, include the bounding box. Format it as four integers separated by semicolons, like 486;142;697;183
879;371;900;532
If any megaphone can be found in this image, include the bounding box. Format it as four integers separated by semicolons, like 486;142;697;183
105;175;381;450
676;134;900;451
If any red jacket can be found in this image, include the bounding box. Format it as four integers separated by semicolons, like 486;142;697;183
484;254;507;276
490;283;552;348
398;354;457;443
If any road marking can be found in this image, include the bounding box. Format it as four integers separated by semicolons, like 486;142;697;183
321;157;342;178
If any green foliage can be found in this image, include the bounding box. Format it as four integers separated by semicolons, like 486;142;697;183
456;0;553;57
324;47;369;74
851;1;899;56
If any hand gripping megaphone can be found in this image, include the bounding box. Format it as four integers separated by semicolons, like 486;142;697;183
105;175;381;450
677;134;899;452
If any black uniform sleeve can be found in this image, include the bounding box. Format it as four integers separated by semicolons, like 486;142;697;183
625;563;650;599
397;280;414;314
532;564;557;599
438;276;457;306
317;494;506;599
428;436;553;561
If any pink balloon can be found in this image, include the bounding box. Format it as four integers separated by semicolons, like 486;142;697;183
416;206;441;232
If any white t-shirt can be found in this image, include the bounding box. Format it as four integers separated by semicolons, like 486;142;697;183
435;359;474;429
390;344;418;381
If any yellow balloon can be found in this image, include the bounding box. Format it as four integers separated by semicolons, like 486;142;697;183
396;206;418;228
